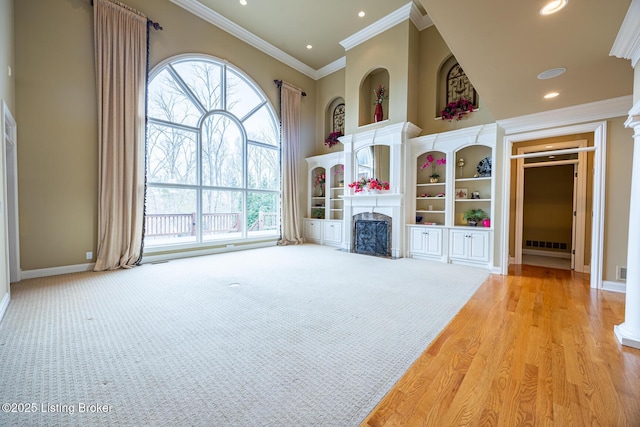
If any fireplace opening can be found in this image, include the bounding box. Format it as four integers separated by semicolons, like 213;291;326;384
352;212;392;258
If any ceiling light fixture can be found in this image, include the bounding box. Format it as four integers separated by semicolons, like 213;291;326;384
239;0;247;5
537;67;567;80
540;0;568;15
358;11;365;18
544;92;560;99
306;44;312;50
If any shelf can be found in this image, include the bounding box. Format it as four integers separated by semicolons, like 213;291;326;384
417;182;445;187
455;198;491;202
417;196;446;200
455;176;491;182
416;210;445;214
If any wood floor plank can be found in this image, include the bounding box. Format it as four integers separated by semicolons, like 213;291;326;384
361;265;640;426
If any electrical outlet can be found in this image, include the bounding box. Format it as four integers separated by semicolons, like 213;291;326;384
86;251;93;260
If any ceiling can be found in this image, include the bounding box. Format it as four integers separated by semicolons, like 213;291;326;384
171;0;634;120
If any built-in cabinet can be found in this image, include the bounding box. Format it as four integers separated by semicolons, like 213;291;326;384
407;124;496;268
304;152;345;246
304;123;497;269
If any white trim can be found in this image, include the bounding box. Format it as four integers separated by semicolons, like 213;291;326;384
168;0;317;79
2;101;20;283
522;249;571;259
500;120;608;289
0;291;9;324
610;0;640;67
169;1;431;80
316;57;346;80
340;3;413;51
141;240;276;264
21;263;96;280
604;280;627;293
497;96;632;135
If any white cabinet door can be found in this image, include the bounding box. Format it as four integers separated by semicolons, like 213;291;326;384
323;220;343;245
424;228;443;256
410;227;428;255
449;229;489;263
468;230;489;262
449;229;468;259
304;219;321;242
409;227;443;257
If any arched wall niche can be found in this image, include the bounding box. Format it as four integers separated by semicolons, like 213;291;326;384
325;97;345;138
359;68;390;127
436;55;478;118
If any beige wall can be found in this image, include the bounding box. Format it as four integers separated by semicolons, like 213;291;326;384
416;26;494;136
605;117;634;281
14;0;316;270
344;22;412;133
1;0;15;308
315;69;345;155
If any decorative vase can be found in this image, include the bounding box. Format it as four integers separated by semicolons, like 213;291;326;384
374;103;383;122
483;218;491;227
430;177;439;183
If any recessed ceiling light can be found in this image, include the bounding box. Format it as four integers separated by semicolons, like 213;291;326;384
544;92;560;99
540;0;568;15
358;11;365;18
306;44;312;50
545;145;554;148
239;0;247;5
537;67;567;80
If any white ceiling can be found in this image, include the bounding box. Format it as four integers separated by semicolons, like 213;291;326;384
170;0;635;120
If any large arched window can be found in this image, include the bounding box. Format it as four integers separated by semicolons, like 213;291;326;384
145;55;280;247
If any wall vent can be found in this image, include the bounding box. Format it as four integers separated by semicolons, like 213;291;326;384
617;266;627;281
525;240;567;250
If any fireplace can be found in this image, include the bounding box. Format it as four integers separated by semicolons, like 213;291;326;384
352;212;392;258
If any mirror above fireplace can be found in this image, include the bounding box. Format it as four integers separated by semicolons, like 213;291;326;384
355;145;390;183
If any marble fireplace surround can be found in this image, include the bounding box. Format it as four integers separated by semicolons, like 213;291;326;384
339;122;421;259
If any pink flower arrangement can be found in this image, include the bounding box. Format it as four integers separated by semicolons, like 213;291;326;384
348;177;390;193
440;98;474;121
313;172;326;187
420;154;446;178
324;131;343;148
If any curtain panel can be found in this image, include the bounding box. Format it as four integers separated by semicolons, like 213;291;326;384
93;0;147;270
278;83;304;245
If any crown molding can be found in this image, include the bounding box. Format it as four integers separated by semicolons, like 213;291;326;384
497;95;633;135
610;0;640;67
170;0;431;80
340;3;414;51
316;57;347;80
169;0;317;79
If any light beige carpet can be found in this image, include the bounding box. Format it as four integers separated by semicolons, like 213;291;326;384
0;244;490;426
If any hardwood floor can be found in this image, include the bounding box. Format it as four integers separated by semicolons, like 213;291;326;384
362;264;640;426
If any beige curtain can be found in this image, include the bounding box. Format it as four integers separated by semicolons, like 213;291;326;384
93;0;147;270
278;83;304;245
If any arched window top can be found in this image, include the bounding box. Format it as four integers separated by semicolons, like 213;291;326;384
145;55;281;248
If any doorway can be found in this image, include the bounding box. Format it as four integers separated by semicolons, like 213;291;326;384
522;163;576;270
514;140;589;273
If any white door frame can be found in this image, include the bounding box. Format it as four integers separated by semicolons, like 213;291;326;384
514;140;587;272
2;101;20;283
500;121;607;289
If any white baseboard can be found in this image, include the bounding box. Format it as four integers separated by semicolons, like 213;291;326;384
21;262;96;280
522;249;571;259
0;292;10;324
602;280;626;293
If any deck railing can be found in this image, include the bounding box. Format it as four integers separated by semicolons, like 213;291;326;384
145;212;277;237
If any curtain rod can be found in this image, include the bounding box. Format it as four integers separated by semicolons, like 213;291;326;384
274;80;306;97
90;0;163;30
